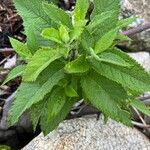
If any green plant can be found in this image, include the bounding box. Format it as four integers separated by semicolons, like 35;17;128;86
3;0;150;135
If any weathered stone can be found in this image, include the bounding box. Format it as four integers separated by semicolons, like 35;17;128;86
22;115;150;150
121;0;150;51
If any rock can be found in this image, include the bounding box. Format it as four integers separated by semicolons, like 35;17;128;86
121;0;150;51
22;115;150;150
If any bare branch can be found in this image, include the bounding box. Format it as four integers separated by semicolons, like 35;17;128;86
122;23;150;36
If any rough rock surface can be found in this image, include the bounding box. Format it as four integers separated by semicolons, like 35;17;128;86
121;0;150;51
22;116;150;150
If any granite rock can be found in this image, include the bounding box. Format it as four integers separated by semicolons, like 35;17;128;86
22;115;150;150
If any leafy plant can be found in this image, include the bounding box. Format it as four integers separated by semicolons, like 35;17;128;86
3;0;150;135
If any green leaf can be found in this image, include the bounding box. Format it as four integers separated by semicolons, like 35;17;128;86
81;71;131;126
23;47;67;81
9;60;65;125
73;0;89;26
117;17;136;29
65;55;89;73
3;65;25;85
87;11;116;33
59;25;70;43
91;0;119;42
13;0;54;52
65;85;78;97
42;2;72;28
30;99;47;131
70;27;84;42
91;0;120;19
41;28;62;44
10;38;32;60
116;34;132;41
40;87;76;135
81;29;95;52
89;48;150;92
0;145;10;150
88;48;131;67
95;29;118;53
130;99;150;117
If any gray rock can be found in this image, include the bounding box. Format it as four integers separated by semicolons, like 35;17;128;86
22;115;150;150
121;0;150;51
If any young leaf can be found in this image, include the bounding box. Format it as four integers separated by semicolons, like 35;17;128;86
81;71;131;126
3;65;25;85
117;17;136;29
65;85;78;97
23;47;67;81
88;48;131;67
65;55;89;73
130;99;150;117
59;25;70;43
42;2;72;28
70;27;84;42
41;28;62;44
13;0;53;52
89;48;150;92
9;60;65;125
95;29;118;53
81;29;95;51
40;88;76;135
73;0;89;26
10;38;32;60
116;34;132;41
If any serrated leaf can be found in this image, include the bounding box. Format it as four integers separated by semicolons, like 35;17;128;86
13;0;54;52
91;0;120;19
65;55;89;73
87;11;116;33
70;27;84;42
81;71;131;126
42;2;72;28
88;48;131;67
41;28;62;44
23;47;67;81
130;99;150;117
117;17;136;29
95;29;118;53
89;48;150;92
91;0;119;42
9;60;64;125
30;99;47;131
40;88;76;135
3;65;25;85
81;29;95;52
73;0;89;26
116;34;132;41
10;38;32;60
65;85;78;97
59;25;70;43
